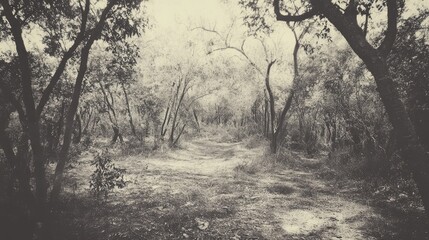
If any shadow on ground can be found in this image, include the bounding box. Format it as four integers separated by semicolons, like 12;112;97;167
51;137;429;240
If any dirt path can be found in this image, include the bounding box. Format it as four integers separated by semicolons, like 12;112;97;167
63;138;381;239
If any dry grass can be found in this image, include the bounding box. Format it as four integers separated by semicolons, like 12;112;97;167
52;136;429;240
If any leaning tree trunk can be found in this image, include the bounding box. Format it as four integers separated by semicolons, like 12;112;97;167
169;80;187;147
50;3;115;202
50;43;91;202
372;64;429;218
310;0;429;218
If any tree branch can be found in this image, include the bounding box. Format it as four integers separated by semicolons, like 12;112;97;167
274;0;317;22
36;0;91;116
378;0;398;57
0;0;36;121
344;0;358;23
191;26;223;39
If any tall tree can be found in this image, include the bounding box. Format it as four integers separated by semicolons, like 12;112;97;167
269;0;429;218
0;0;145;236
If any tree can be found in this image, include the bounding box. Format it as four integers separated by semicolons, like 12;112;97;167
196;24;299;153
269;0;429;218
388;11;429;151
0;0;145;236
109;41;140;136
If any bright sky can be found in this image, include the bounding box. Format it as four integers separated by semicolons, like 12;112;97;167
1;0;428;65
147;0;235;29
142;0;298;83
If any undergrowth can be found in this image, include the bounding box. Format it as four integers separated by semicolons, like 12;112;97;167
89;149;127;198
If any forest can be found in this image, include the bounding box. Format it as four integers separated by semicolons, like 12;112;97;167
0;0;429;239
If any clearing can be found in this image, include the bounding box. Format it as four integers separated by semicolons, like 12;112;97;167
53;137;428;239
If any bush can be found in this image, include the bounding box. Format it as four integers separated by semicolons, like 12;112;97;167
243;134;266;149
89;149;126;197
120;136;148;156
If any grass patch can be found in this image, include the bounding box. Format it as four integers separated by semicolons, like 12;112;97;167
300;188;318;198
266;184;295;195
233;162;259;175
243;135;267;149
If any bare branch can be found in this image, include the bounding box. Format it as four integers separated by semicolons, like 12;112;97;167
225;17;236;46
196;26;265;76
255;37;270;63
191;26;222;39
186;88;219;108
210;46;264;76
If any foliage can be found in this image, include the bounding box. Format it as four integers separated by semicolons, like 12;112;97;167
89;149;126;197
388;11;429;150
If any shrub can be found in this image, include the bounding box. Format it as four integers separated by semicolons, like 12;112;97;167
89;149;126;197
120;136;148;156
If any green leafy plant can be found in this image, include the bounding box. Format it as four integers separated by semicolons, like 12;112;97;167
89;149;126;197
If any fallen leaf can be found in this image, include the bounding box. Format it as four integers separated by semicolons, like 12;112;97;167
195;218;209;230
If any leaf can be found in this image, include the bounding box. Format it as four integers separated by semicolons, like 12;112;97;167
195;218;209;230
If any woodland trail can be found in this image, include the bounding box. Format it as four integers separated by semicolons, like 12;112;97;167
62;138;382;240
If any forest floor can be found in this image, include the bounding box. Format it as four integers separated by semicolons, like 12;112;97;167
53;136;429;240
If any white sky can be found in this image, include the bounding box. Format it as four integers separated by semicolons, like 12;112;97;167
2;0;427;55
1;0;428;77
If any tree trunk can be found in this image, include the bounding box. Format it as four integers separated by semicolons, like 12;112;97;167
121;82;136;135
161;105;171;138
1;0;48;218
311;0;429;217
0;110;15;167
193;109;200;131
52;102;66;155
173;124;186;146
264;61;277;153
73;114;82;144
111;126;124;144
50;3;115;202
275;91;294;146
373;66;429;218
169;80;187;147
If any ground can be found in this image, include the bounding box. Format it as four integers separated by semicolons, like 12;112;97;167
52;136;429;240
